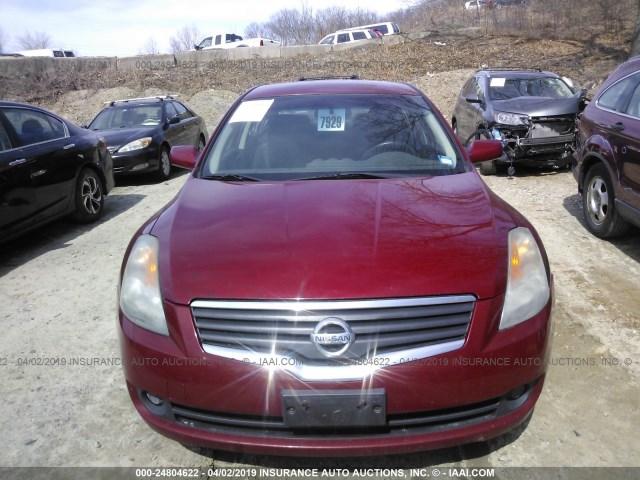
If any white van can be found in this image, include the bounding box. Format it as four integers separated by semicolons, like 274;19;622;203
16;49;75;58
318;29;379;46
341;22;400;36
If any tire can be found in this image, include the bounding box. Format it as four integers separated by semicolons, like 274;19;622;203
582;164;629;238
155;146;171;181
70;169;104;223
197;135;206;151
464;127;491;147
479;160;497;176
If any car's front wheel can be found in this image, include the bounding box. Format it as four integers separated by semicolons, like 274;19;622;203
583;164;629;238
71;169;104;223
155;146;171;181
479;159;498;176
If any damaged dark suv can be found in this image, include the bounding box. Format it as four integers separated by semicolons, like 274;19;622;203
452;68;587;175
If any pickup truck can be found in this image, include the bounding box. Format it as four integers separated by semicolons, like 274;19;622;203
15;48;75;57
193;33;280;50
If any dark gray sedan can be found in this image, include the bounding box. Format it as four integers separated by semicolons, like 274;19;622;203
86;96;208;181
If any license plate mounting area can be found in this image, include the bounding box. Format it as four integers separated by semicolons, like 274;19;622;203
281;389;386;428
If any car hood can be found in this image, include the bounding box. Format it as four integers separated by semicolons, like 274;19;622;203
90;127;155;150
151;173;515;304
492;95;581;117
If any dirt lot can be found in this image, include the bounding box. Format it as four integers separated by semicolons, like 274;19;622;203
1;34;639;473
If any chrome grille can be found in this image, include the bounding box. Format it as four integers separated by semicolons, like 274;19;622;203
192;296;474;369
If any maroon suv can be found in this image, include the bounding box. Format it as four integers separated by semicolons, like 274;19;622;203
573;56;640;238
118;79;554;456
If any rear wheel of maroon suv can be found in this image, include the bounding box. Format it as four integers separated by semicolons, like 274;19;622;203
583;164;630;238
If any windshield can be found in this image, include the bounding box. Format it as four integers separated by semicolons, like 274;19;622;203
488;77;574;100
89;105;163;130
200;94;467;181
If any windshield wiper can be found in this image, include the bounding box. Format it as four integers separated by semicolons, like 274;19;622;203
201;174;260;182
295;172;388;181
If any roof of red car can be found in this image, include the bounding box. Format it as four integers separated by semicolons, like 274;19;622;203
243;79;421;100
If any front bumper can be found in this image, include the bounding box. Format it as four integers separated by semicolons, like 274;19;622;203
111;145;160;176
118;292;553;456
491;123;576;167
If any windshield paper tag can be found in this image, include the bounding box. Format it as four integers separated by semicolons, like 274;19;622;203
318;109;346;131
229;99;274;123
490;78;506;87
438;155;454;166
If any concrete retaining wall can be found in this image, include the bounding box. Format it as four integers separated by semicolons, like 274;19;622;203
0;30;481;78
0;36;407;77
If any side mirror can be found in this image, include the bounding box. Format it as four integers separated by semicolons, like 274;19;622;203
163;115;180;128
467;139;503;163
170;146;198;170
194;44;202;51
575;88;589;111
465;94;482;104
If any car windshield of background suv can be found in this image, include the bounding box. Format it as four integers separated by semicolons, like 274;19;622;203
89;106;163;129
201;93;469;181
489;77;573;100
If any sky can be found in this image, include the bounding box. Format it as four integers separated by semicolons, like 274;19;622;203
0;0;407;57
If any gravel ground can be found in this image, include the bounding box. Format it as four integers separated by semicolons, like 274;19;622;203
1;55;639;472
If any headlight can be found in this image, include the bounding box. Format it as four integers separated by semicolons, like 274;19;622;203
119;137;152;152
500;227;550;330
119;235;169;336
493;111;528;126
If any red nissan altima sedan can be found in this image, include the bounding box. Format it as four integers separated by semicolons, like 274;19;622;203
117;79;553;456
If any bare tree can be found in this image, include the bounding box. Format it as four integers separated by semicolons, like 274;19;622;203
245;22;274;40
140;37;160;55
252;4;381;45
244;0;636;47
17;30;52;50
315;6;349;38
267;7;316;45
346;6;380;28
169;25;201;53
632;0;640;57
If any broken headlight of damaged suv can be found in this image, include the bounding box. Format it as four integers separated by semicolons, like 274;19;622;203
452;67;588;175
